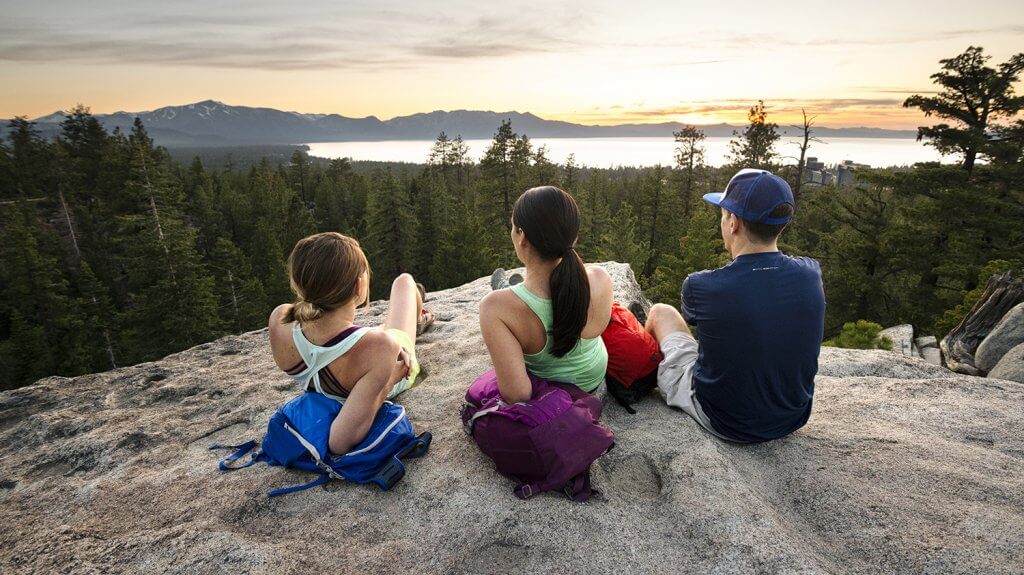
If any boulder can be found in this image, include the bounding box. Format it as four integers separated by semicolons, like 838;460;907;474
1;263;1022;575
915;335;938;349
988;341;1024;384
975;302;1024;373
879;324;915;356
920;346;942;366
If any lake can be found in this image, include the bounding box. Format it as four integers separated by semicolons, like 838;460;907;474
306;136;950;169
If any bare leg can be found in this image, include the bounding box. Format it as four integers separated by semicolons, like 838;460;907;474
383;273;421;342
645;303;692;344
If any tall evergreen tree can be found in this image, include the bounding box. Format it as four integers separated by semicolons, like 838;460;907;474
479;120;532;263
674;126;706;220
727;100;780;169
598;203;647;276
904;46;1024;174
363;170;415;298
115;119;220;363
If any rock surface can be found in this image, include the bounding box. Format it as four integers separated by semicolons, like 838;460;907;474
879;324;915;356
920;346;943;366
988;341;1024;384
976;302;1024;373
1;263;1023;575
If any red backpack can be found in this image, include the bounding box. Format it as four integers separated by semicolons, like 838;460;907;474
601;303;663;413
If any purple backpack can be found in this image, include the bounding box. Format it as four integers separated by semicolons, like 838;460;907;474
461;370;615;502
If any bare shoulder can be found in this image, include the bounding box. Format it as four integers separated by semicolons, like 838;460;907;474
586;265;613;292
268;304;292;333
358;329;402;355
480;289;517;320
268;304;294;347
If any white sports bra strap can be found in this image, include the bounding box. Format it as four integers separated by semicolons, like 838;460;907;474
290;324;371;389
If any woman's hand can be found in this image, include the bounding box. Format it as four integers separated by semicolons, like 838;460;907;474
387;348;412;390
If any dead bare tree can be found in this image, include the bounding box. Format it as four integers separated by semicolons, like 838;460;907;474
942;273;1024;375
791;109;823;203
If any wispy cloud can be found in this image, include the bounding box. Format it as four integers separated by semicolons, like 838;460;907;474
0;2;594;70
612;98;906;118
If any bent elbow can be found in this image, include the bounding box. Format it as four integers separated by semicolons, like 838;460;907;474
498;384;532;404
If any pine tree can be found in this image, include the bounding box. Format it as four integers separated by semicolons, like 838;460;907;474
74;261;118;370
0;201;76;387
575;171;611;261
208;237;268;332
563;154;580;191
673;126;706;219
479;120;532;264
635;166;683;278
904;46;1024;174
288;149;313;204
432;193;494;287
727;100;780;169
363;169;415;298
647;202;729;306
531;145;559;186
115;119;220;363
598;203;647;276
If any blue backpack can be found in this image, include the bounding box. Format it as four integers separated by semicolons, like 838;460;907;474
211;392;431;497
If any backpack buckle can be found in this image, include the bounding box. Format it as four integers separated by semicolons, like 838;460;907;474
374;458;406;490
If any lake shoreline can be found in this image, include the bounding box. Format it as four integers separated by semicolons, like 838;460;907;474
306;136;947;169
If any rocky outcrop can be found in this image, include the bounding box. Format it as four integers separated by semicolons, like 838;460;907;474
1;263;1023;575
879;324;915;357
975;302;1024;374
989;342;1024;384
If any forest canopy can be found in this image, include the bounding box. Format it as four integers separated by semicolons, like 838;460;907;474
1;47;1022;390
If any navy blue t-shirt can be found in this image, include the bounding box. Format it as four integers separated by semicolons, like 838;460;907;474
681;251;825;443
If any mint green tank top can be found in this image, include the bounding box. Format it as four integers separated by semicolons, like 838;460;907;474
510;283;608;392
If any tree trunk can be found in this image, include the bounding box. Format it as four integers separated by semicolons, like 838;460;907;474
963;148;977;175
941;273;1024;374
137;146;176;282
58;185;81;264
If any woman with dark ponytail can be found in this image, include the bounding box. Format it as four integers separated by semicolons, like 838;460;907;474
479;186;613;403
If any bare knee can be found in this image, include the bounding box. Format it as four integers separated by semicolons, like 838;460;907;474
646;303;689;341
647;303;678;327
392;273;415;290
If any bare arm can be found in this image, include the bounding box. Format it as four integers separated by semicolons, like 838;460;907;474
480;293;533;404
327;334;410;454
267;304;295;370
584;265;614;338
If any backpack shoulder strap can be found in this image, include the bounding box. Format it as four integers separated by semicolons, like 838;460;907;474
210;440;264;471
268;475;331;497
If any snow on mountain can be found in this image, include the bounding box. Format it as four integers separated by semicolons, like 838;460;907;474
15;100;918;147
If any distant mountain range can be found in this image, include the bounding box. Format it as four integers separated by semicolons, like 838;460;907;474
7;100;918;147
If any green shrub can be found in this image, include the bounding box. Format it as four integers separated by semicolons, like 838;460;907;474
823;320;893;350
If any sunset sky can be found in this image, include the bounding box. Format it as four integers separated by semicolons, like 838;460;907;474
1;0;1022;128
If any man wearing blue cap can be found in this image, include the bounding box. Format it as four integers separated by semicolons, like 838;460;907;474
643;169;825;443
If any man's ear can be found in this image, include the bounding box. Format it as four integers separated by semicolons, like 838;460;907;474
729;213;742;236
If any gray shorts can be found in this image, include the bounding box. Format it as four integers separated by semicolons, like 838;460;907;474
657;331;736;442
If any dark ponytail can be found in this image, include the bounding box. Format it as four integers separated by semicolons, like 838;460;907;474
512;186;590;357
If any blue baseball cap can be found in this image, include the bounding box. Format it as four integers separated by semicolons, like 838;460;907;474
702;168;795;224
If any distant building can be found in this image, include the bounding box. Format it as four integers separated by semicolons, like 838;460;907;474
836;160;870;187
802;157;836;187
